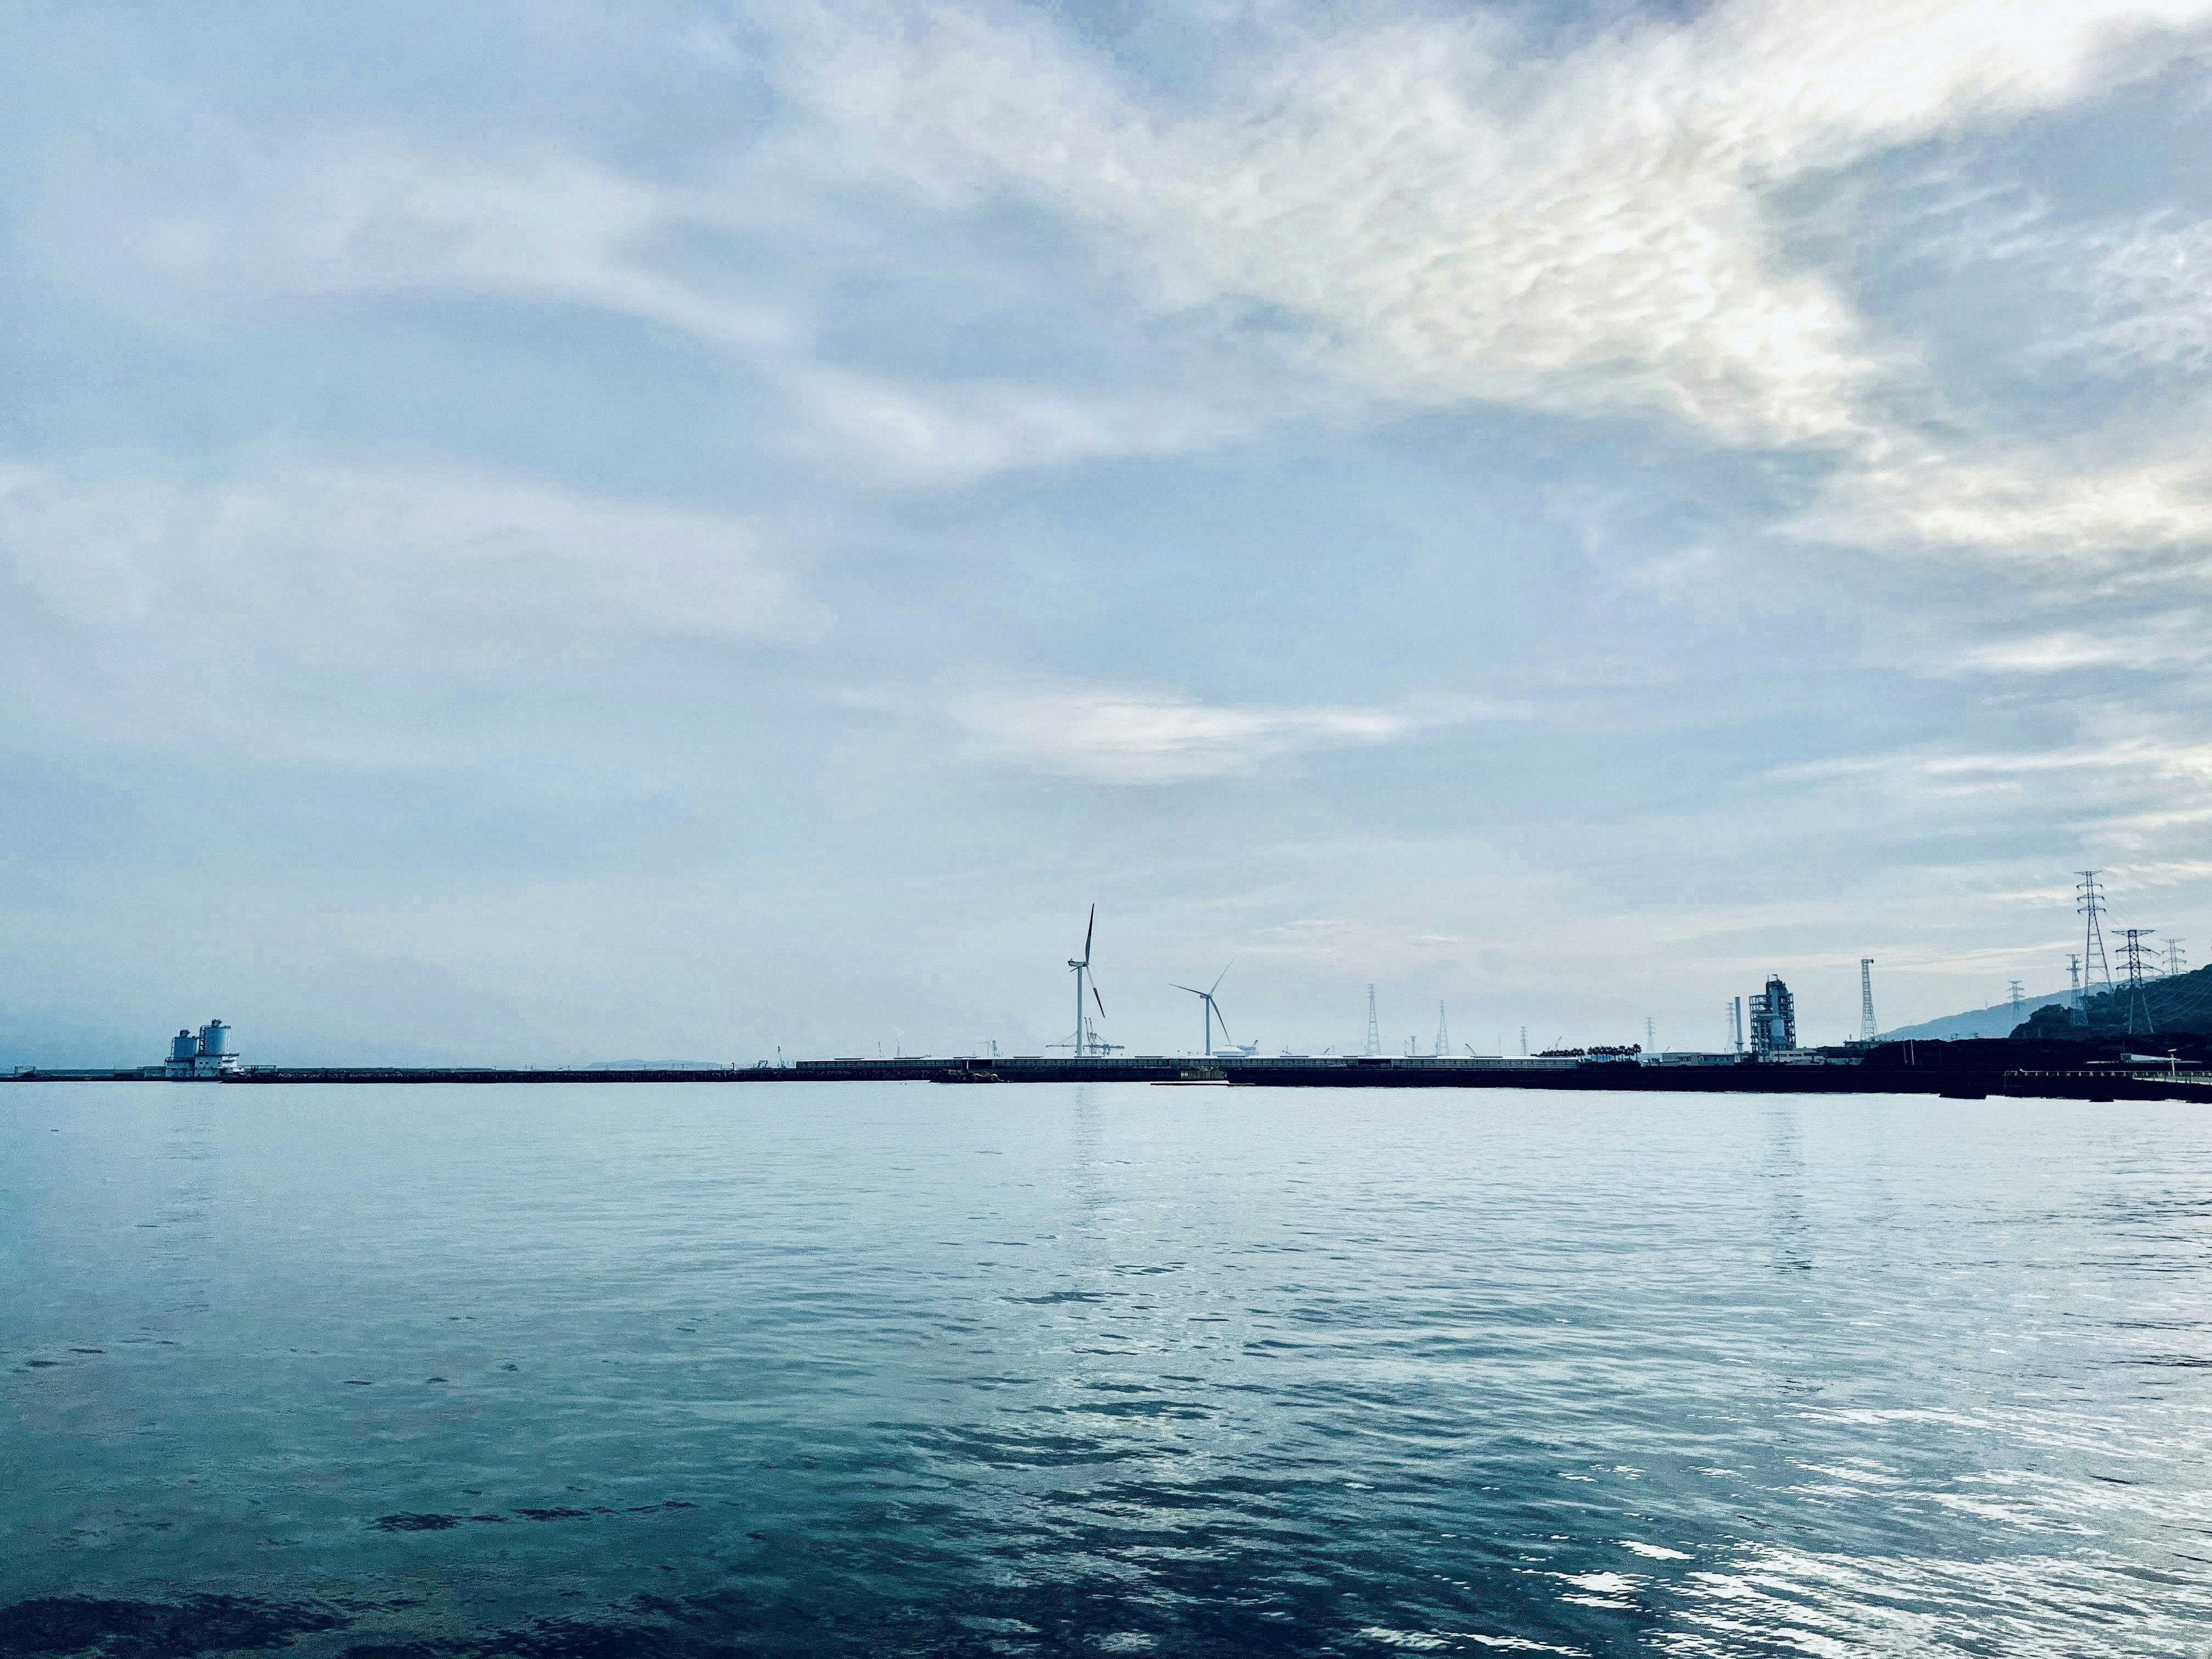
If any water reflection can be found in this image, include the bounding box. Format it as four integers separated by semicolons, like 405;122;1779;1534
3;1084;2209;1656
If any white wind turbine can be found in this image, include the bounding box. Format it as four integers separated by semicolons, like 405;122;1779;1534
1068;906;1107;1057
1171;960;1236;1056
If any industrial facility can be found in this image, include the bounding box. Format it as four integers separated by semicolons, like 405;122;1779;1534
1747;976;1797;1055
164;1021;240;1078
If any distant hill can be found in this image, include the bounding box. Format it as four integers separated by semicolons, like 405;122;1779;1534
1882;990;2071;1043
2015;964;2212;1040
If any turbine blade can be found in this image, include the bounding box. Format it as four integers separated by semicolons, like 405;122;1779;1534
1210;958;1235;995
1084;904;1094;964
1171;984;1203;997
1093;986;1106;1019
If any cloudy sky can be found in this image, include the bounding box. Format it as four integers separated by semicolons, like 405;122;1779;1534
5;0;2211;1065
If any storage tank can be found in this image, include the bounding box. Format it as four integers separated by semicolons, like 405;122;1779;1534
170;1029;196;1062
199;1020;232;1056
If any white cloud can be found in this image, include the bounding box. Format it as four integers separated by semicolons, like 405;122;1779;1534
135;137;1238;486
105;4;2212;524
0;460;823;681
2078;213;2212;375
777;0;2212;448
1954;626;2212;675
944;684;1516;782
146;142;794;352
789;366;1241;484
1788;449;2212;562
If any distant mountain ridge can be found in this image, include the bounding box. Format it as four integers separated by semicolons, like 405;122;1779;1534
1886;964;2212;1043
1881;990;2071;1043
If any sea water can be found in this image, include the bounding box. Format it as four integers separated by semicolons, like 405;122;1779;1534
3;1082;2208;1656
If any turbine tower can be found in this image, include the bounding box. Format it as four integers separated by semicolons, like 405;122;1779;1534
1365;986;1381;1056
1067;906;1106;1058
1172;961;1235;1055
1859;959;1877;1044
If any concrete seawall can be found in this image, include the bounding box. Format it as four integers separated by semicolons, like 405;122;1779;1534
11;1050;2203;1101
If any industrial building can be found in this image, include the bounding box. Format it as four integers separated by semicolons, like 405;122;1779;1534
1747;976;1796;1055
165;1021;241;1078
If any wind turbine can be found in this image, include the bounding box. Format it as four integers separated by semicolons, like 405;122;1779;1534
1172;960;1235;1055
1069;906;1106;1058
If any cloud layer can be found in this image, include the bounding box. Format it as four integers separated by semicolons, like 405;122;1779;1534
6;0;2212;1058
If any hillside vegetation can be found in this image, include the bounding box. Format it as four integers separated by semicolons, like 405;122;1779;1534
2014;964;2212;1040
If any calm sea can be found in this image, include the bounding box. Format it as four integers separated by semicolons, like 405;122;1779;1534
3;1083;2209;1656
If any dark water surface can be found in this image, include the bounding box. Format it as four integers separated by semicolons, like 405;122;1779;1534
4;1083;2210;1656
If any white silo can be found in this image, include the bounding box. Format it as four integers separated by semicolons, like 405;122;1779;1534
199;1020;232;1056
171;1029;197;1062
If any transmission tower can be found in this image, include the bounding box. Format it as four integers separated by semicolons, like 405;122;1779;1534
2067;954;2081;1016
1645;1015;1655;1051
2007;980;2025;1027
1364;985;1381;1056
2078;871;2114;993
1435;1002;1449;1057
1859;959;1877;1044
2119;929;2157;1035
1518;1024;1528;1057
2165;938;2188;978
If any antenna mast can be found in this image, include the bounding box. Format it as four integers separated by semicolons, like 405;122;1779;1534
1436;1002;1449;1058
1859;958;1877;1044
1365;986;1381;1056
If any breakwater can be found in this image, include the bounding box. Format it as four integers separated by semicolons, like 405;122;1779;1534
12;1044;2204;1100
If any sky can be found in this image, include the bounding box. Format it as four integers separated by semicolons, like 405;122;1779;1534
5;0;2212;1065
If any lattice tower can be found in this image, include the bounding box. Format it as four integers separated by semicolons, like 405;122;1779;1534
2078;872;2114;993
2119;929;2157;1035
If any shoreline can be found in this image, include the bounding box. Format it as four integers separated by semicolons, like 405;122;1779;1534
7;1050;2204;1102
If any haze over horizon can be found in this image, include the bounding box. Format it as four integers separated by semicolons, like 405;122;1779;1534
7;0;2212;1066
